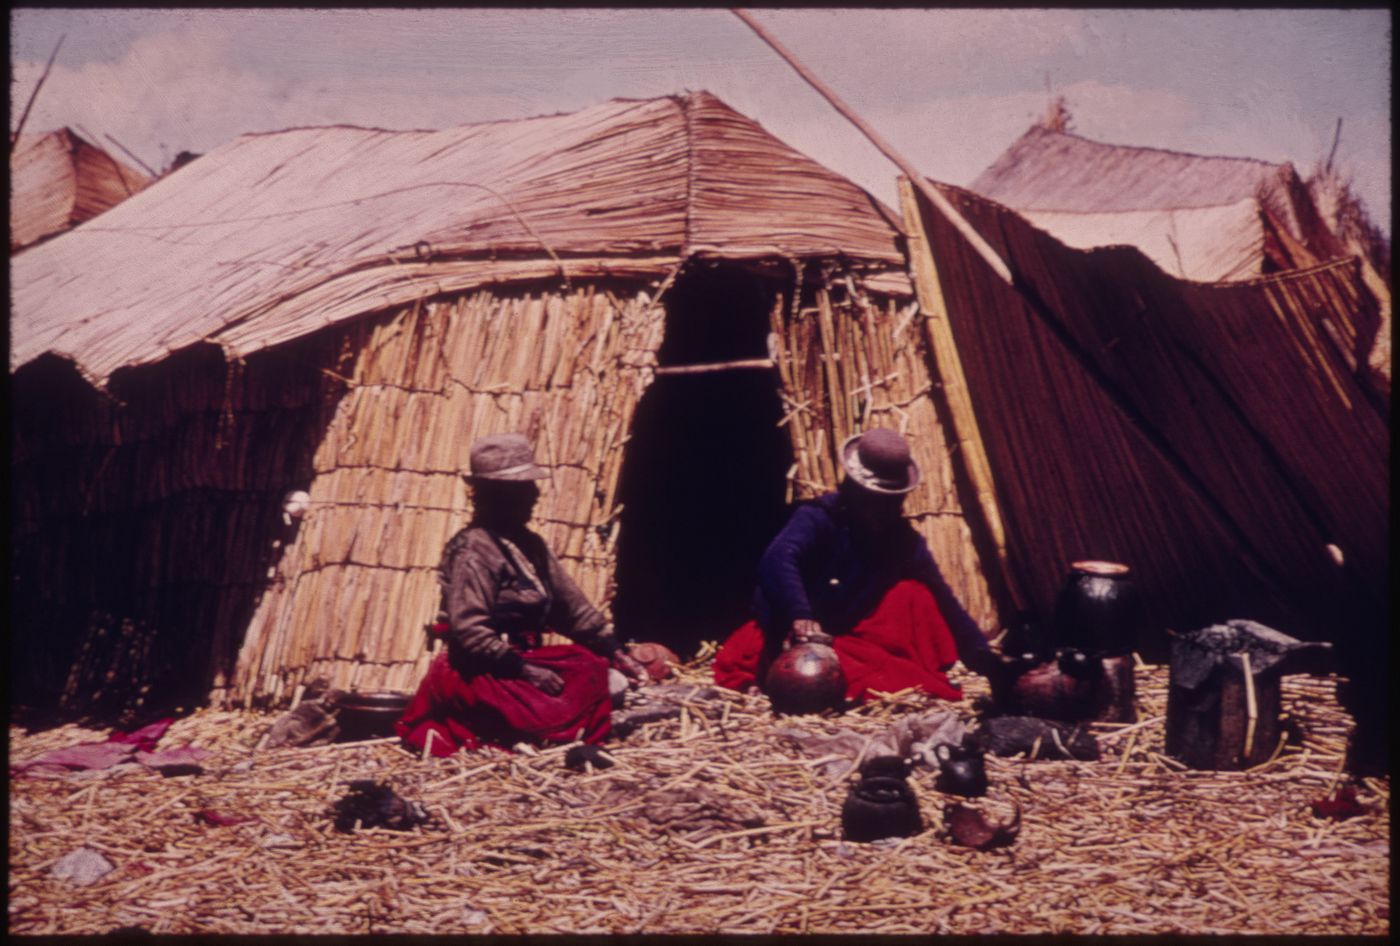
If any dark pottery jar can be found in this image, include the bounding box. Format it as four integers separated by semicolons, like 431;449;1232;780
1051;560;1140;656
841;775;922;842
1008;653;1105;722
333;691;412;743
933;742;988;797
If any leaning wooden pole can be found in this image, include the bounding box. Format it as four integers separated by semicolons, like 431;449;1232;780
898;176;1024;613
730;8;1014;287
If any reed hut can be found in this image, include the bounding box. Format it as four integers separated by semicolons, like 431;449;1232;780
970;124;1352;283
10;91;997;711
10;127;150;253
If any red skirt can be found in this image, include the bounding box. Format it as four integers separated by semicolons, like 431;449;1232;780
713;579;963;702
396;643;612;756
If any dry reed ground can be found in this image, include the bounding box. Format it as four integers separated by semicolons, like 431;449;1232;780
8;655;1389;935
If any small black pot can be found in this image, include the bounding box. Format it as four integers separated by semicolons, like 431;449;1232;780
841;775;923;842
933;742;988;798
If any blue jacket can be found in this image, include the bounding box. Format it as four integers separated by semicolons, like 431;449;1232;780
753;492;989;659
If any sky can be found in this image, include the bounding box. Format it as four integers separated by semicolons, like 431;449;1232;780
10;8;1393;235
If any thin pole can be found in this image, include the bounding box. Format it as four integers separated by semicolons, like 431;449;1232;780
730;8;1013;286
1325;117;1343;173
104;133;160;179
11;33;66;154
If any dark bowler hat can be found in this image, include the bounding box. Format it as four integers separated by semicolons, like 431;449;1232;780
466;433;550;482
840;428;921;495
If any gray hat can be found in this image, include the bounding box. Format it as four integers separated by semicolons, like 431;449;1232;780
467;433;549;482
840;428;920;495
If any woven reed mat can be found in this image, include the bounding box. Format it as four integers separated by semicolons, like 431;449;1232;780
8;656;1388;935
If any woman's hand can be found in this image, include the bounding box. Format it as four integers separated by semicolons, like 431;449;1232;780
521;661;564;696
787;619;833;648
611;650;649;687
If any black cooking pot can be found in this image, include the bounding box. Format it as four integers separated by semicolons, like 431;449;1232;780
841;775;923;842
332;691;412;743
1051;560;1140;656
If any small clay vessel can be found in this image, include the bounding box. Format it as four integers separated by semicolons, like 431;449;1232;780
626;642;680;682
943;801;1021;850
933;741;988;798
841;775;922;842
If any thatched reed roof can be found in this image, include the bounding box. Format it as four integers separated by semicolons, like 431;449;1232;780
9;128;150;253
969;126;1345;281
10;92;909;389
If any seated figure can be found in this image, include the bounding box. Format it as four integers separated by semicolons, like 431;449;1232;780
713;428;993;704
397;433;645;755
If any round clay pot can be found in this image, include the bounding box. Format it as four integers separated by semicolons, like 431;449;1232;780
1008;655;1105;722
764;643;846;715
626;642;679;682
1051;560;1140;656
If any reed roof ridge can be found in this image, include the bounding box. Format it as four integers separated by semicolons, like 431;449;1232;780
1017;123;1285;172
225;94;701;146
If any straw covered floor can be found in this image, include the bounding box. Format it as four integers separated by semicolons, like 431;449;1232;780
8;659;1388;935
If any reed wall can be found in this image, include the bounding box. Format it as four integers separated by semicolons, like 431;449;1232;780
220;282;669;705
10;338;340;708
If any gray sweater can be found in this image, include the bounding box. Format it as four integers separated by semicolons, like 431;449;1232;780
438;524;621;676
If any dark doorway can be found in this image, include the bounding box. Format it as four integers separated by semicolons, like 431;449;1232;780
611;264;794;656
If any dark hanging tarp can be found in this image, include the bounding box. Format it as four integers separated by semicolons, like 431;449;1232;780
907;180;1388;656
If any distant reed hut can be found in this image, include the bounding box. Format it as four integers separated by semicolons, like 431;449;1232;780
970;123;1391;403
10;127;150;253
973;124;1356;282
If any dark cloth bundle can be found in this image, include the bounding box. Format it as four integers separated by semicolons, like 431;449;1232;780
330;780;429;833
971;716;1099;761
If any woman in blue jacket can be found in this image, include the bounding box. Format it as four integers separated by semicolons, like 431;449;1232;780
714;428;992;703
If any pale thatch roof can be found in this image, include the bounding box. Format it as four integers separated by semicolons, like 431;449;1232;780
9;127;150;252
11;92;909;388
969;126;1344;281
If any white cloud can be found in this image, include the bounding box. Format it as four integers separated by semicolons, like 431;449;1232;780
10;25;534;172
10;10;1387;234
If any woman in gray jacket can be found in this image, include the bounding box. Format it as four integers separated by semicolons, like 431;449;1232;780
397;433;645;755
